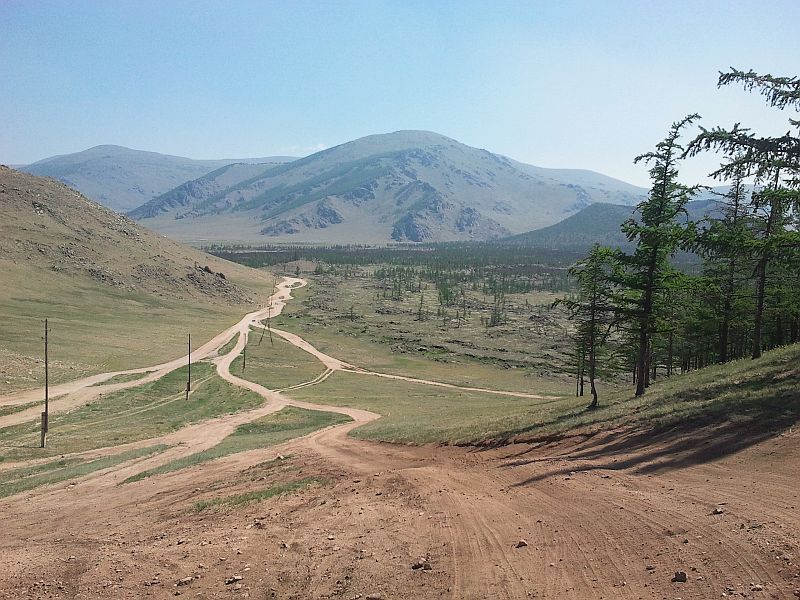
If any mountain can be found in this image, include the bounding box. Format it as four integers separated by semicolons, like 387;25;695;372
504;199;723;251
129;131;647;244
20;145;295;213
128;162;279;219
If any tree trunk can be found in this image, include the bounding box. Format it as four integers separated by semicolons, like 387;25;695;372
719;317;730;363
588;378;598;410
775;315;784;347
587;303;598;409
651;350;657;382
752;257;767;359
635;322;648;396
752;175;782;359
667;331;674;376
636;248;658;396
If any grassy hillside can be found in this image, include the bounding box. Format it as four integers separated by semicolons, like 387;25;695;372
0;167;274;392
286;342;799;447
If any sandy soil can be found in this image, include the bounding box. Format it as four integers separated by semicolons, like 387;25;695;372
1;278;797;600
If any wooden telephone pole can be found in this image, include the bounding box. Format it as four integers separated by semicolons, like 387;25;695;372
186;333;191;400
40;318;49;448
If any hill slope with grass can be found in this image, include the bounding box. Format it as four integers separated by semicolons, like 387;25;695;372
504;199;722;250
129;130;646;244
525;342;800;443
284;342;799;447
0;166;273;392
20;145;295;212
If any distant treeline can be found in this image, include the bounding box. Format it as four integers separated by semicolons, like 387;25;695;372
207;242;587;294
206;242;585;269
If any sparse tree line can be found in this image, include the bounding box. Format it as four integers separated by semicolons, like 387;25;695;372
560;69;800;407
208;242;583;280
210;243;576;331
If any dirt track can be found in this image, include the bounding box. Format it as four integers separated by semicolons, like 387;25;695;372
1;278;798;599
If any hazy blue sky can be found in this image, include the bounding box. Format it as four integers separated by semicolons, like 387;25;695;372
2;0;798;186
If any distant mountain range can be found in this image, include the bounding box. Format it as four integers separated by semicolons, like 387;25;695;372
503;199;723;251
126;130;647;244
20;145;295;212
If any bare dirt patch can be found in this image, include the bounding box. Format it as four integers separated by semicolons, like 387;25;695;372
0;421;797;600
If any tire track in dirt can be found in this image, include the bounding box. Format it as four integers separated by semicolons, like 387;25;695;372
21;278;378;487
27;274;547;488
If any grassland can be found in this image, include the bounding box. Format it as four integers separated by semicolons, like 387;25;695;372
272;269;797;446
273;275;573;396
123;407;350;483
286;343;800;445
90;371;151;386
0;401;39;418
229;328;327;390
0;269;268;393
217;332;240;356
0;362;263;463
286;371;578;444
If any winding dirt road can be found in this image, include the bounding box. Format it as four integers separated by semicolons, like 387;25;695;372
0;277;797;600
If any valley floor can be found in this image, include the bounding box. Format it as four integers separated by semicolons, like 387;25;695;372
0;279;797;600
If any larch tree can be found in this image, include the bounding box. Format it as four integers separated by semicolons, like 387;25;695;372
556;244;621;409
697;157;754;362
622;115;700;396
686;69;800;359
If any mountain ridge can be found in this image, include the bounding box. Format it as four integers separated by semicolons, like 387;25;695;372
21;145;296;212
130;130;647;244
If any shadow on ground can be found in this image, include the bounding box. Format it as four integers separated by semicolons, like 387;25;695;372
485;349;800;483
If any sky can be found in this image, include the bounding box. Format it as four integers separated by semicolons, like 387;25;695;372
1;0;798;187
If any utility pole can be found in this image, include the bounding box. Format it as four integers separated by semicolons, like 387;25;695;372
268;276;276;347
186;333;191;400
40;318;49;448
242;344;246;371
268;300;274;347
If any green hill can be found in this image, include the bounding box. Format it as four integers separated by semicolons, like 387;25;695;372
504;199;722;251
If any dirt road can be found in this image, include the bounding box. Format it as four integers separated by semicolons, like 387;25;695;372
0;278;306;427
0;277;797;599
